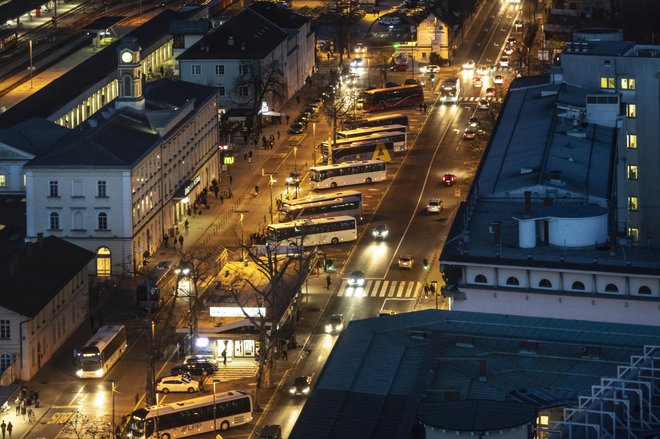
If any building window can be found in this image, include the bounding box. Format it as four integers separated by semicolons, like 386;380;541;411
97;247;111;277
239;86;249;97
98;212;108;230
538;279;552;288
604;283;619;293
626;134;637;149
49;180;59;197
239;65;249;75
571;281;585;290
505;276;519;286
600;77;615;89
474;274;487;284
49;212;60;230
0;353;10;372
72;211;84;230
620;78;636;90
0;174;5;188
97;180;107;197
626;103;636;118
638;286;652;295
627;165;638;180
72;179;83;197
191;64;202;76
0;320;9;339
218;87;226;96
628;227;639;242
628;196;638;211
215;65;224;75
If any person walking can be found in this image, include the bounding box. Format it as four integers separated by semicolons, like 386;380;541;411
2;420;7;439
6;422;11;438
282;343;288;360
219;195;224;205
14;403;19;416
423;103;428;113
27;408;34;423
326;274;331;290
178;235;184;248
221;349;227;365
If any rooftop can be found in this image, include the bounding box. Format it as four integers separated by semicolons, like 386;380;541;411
291;310;660;438
0;117;69;156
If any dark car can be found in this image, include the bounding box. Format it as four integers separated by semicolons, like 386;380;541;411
372;224;390;239
389;63;408;71
404;78;420;85
382;81;401;88
289;375;312;396
442;173;457;186
171;361;215;377
289;122;305;134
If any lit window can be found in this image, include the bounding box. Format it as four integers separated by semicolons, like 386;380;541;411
628;196;638;211
49;212;60;230
626;134;637;149
627;165;638;180
626;103;636;118
98;212;108;230
620;78;636;90
600;77;615;89
97;247;111;277
628;227;639;242
191;65;201;76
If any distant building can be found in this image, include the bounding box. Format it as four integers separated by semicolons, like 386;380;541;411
440;40;660;326
178;2;314;119
24;38;220;276
0;235;94;381
291;310;660;438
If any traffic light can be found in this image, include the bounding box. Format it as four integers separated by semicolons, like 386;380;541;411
423;258;429;270
326;259;334;271
393;42;400;51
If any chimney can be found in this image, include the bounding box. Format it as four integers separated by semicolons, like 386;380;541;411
228;36;234;46
492;221;501;246
37;232;44;246
524;191;532;217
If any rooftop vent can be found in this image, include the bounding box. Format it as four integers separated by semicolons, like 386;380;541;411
408;330;429;340
520;167;533;175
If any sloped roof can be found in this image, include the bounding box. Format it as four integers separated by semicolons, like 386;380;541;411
0;236;94;317
177;8;288;60
247;2;309;31
168;19;212;35
0;117;69;156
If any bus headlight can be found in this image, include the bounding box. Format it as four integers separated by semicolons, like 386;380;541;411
76;369;83;377
95;369;104;377
325;324;333;332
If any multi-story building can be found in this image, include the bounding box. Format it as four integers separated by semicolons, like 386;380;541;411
178;2;314;116
24;38;220;276
440;39;660;326
0;235;93;381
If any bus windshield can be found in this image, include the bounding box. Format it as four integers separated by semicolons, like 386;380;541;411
440;77;460;103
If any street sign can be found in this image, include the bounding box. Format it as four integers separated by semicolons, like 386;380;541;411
223;155;235;165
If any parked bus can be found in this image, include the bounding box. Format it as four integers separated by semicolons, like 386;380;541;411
0;29;17;53
310;160;387;189
343;113;409;130
267;216;357;246
362;85;423;111
321;130;406;157
75;325;127;378
331;140;395;164
124;390;253;438
440;77;461;103
337;125;407;151
279;190;363;222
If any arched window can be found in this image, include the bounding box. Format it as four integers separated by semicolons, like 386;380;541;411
605;283;619;293
506;276;520;286
638;286;652;295
571;281;585;291
97;247;111;277
474;274;487;284
0;353;11;372
538;279;552;288
73;211;84;230
49;212;60;230
98;212;108;230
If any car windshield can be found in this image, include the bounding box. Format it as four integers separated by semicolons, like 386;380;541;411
294;377;309;387
330;315;342;324
429;201;440;206
400;257;411;262
351;271;363;278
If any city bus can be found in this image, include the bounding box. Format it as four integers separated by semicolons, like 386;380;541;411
123;390;253;438
343;113;409;130
75;325;127;378
321;131;406;157
267;216;358;247
310;160;387;189
279;190;363;222
0;29;17;53
331;140;395;164
362;85;424;111
440;77;461;103
337;125;407;151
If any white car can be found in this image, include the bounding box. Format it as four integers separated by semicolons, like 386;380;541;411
421;64;440;74
476;66;489;76
427;199;443;214
493;74;504;85
499;56;510;68
462;59;476;70
478;98;490;110
378;15;401;26
156;375;201;394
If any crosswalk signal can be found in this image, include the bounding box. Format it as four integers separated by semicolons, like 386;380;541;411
423;258;429;270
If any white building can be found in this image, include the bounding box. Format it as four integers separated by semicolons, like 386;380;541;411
0;235;93;381
178;2;314;117
25;38;220;276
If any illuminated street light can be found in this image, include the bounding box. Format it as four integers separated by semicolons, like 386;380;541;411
269;176;277;223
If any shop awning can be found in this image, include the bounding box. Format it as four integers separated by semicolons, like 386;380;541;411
260;110;282;117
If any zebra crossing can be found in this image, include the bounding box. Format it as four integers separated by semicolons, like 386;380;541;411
460;96;504;104
337;279;422;298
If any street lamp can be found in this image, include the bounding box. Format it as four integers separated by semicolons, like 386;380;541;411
268;175;276;223
28;40;35;89
239;213;246;264
175;261;196;355
111;381;116;437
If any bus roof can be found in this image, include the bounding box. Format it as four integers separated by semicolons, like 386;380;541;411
282;190;362;206
323;131;405;146
364;84;422;95
309;159;385;171
338;124;407;135
360;113;407;122
267;215;356;230
144;390;250;418
82;325;125;351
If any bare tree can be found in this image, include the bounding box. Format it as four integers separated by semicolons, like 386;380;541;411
62;412;111;439
233;58;287;134
318;85;353;164
323;0;365;65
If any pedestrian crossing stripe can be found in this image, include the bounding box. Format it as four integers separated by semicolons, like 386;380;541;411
459;96;503;103
337;279;422;298
48;411;76;424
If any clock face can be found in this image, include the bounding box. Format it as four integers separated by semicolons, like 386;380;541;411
121;51;133;63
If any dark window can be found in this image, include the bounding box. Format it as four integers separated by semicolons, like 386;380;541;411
49;212;60;230
97;180;107;197
98;212;108;230
0;320;10;339
538;279;552;288
49;180;59;197
638;286;652;295
572;281;585;290
506;276;519;286
474;274;487;284
605;283;619;293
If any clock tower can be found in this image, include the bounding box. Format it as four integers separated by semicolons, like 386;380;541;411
116;37;145;111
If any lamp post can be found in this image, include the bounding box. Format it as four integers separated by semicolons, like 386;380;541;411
111;381;116;437
175;262;194;355
239;213;245;264
293;146;298;173
28;40;35;89
312;122;317;165
213;380;219;431
268;175;276;223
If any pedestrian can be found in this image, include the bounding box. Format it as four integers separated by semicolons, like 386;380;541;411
244;152;248;161
418;103;423;113
2;420;6;439
254;185;260;195
178;235;184;248
286;115;290;125
229;175;233;186
14;403;19;416
248;150;252;159
282;343;288;360
89;315;95;332
6;422;11;438
163;234;168;248
219;195;224;205
326;274;331;290
296;95;300;105
327;51;331;60
424;284;430;298
221;349;227;365
277;131;280;140
423;103;428;113
27;408;34;423
184;219;189;230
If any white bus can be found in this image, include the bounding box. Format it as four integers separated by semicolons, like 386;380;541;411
124;390;253;438
440;77;461;103
267;216;358;247
279;191;363;222
337;125;408;151
343;113;409;130
75;325;127;378
310;160;387;189
321;131;407;158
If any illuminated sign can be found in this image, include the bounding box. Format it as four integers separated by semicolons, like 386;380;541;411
223;155;235;165
209;307;266;318
184;175;201;196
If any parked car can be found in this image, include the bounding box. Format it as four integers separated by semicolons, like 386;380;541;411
156;375;201;393
493;74;504;85
485;87;496;97
289;375;312;396
389;63;408;72
507;36;517;45
404;78;420;86
378;15;401;25
372;224;390;239
467;117;479;128
289;122;305;134
427;199;443;214
421;64;440;74
325;314;345;333
183;355;218;370
382;81;401;88
398;255;415;269
171;361;215;377
503;45;514;55
463;128;477;140
478;98;490;110
347;270;365;287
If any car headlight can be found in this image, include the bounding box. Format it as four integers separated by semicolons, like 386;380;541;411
303;387;311;394
358;279;365;286
348;279;355;285
290;387;296;394
372;230;378;237
382;230;389;237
